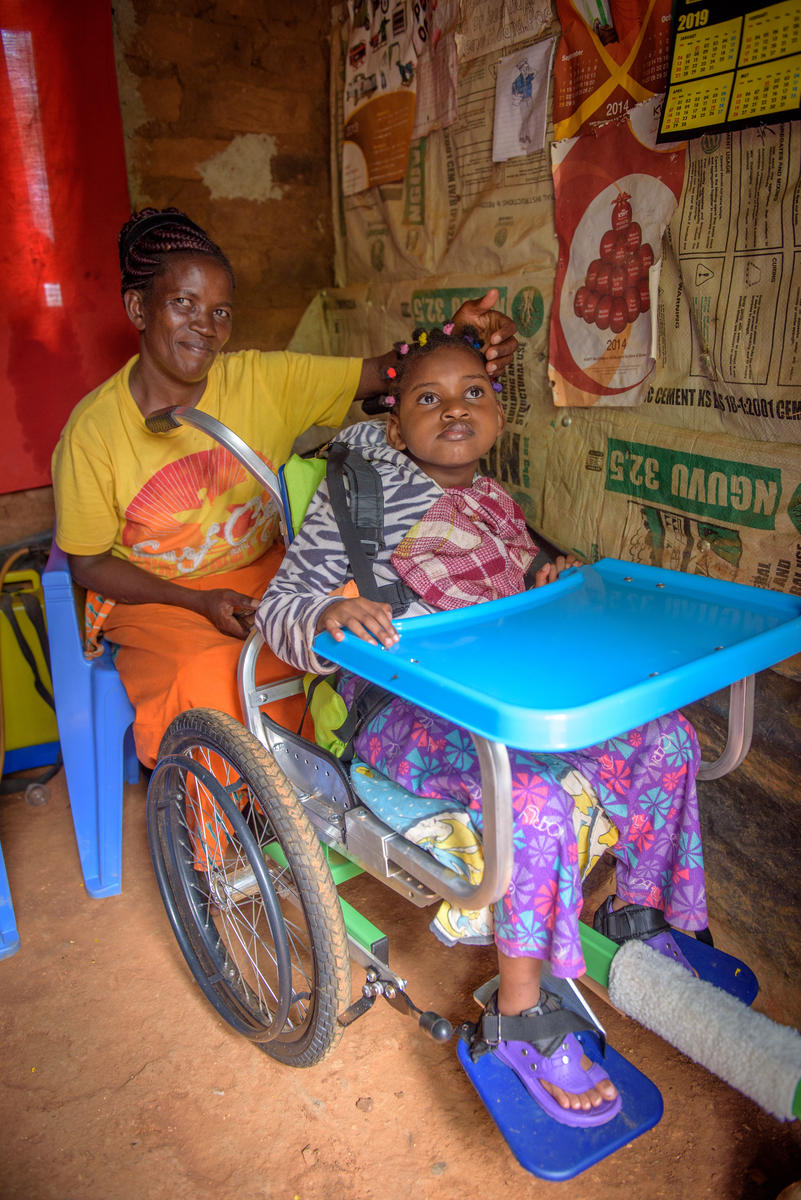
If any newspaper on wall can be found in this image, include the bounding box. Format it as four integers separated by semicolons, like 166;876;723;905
455;0;554;63
330;4;562;285
339;0;421;196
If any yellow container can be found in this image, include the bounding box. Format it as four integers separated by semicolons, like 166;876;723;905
1;569;59;755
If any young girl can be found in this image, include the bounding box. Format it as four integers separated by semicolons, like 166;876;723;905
257;326;707;1128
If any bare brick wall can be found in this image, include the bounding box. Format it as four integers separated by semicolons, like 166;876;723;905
112;0;335;352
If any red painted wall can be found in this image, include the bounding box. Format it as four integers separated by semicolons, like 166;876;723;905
0;0;136;493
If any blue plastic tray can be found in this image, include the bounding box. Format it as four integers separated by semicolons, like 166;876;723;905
315;559;801;751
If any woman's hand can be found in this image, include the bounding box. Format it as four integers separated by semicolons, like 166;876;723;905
452;288;519;375
532;554;582;587
316;597;399;648
197;591;258;638
68;550;258;637
356;288;520;401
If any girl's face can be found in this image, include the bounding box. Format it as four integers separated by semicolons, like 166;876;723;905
386;344;505;488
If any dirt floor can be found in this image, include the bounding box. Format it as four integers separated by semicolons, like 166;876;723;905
2;766;800;1200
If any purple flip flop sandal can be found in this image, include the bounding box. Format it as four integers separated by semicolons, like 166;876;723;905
593;895;698;975
477;990;622;1129
494;1032;622;1127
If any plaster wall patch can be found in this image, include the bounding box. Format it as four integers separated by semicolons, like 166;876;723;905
198;133;282;202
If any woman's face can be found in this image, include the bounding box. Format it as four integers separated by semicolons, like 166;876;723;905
386;344;505;487
125;254;234;387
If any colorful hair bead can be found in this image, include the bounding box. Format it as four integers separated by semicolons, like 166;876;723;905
418;331;428;347
442;322;455;335
491;380;503;392
382;394;396;408
398;342;409;355
385;365;397;380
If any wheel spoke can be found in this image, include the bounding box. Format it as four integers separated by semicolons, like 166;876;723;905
146;712;349;1064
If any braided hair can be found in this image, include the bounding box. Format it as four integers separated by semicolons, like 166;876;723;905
118;207;235;295
381;323;503;408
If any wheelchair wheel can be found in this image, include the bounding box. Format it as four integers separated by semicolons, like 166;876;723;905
147;708;351;1067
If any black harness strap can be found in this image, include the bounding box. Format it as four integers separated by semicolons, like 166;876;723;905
332;680;396;763
325;442;418;616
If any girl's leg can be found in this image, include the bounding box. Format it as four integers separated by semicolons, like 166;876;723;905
496;950;543;1015
352;692;589;975
562;711;707;931
351;692;619;1116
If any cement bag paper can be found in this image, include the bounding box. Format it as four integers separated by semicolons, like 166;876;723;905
644;122;801;446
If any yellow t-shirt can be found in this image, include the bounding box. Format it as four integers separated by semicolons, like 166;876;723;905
51;349;362;580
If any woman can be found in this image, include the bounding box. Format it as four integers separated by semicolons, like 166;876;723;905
51;208;518;767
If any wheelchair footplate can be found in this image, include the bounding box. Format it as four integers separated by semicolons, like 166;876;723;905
581;919;759;1007
670;930;758;1004
457;933;758;1182
456;970;663;1182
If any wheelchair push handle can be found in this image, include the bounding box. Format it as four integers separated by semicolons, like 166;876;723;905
144;405;289;546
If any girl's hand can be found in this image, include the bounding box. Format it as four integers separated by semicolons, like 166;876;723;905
532;554;582;587
317;598;399;648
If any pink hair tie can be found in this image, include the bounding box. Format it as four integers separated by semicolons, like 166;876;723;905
398;342;409;356
442;322;455;335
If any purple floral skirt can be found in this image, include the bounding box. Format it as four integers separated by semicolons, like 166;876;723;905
342;675;707;978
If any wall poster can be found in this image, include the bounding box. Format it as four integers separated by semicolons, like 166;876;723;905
657;0;801;143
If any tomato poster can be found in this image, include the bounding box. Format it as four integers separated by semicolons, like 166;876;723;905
548;98;687;406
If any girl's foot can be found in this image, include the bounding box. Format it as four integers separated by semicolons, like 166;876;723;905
593;895;698;975
483;989;621;1128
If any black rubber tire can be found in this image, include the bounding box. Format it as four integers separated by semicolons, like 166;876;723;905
147;708;351;1067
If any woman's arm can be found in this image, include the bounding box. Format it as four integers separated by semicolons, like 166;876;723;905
69;551;257;639
355;288;519;400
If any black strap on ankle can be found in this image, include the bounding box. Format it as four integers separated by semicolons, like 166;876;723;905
481;1006;593;1056
594;900;670;945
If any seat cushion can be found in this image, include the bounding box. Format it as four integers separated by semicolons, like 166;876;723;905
349;757;619;948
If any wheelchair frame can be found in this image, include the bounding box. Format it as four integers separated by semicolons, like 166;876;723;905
144;404;766;1049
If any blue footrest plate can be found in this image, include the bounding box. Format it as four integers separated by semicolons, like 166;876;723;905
457;1030;663;1182
671;931;758;1004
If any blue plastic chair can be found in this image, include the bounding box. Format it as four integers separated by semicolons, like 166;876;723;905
42;542;139;898
0;840;20;959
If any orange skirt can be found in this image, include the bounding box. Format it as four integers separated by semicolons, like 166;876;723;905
103;543;304;768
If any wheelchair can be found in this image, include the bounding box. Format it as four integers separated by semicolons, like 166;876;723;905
142;404;801;1179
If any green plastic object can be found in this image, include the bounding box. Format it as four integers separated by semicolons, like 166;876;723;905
281;454;326;539
579;922;616;988
323;845;364;885
338;895;387;959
